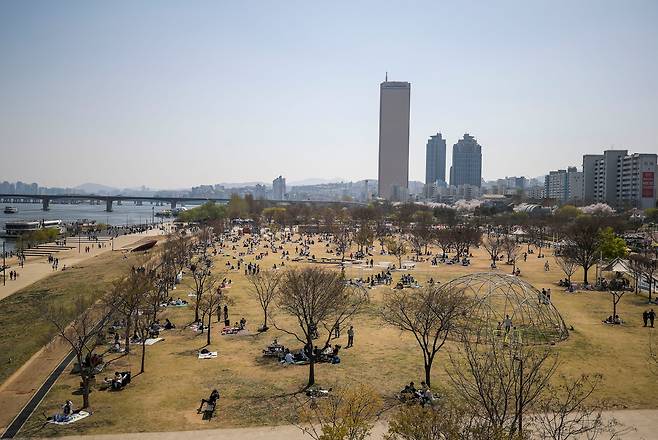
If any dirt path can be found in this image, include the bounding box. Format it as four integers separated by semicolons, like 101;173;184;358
47;410;658;440
0;227;169;432
0;227;167;301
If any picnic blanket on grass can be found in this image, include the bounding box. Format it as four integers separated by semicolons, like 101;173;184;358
198;351;218;359
47;411;90;425
221;326;241;335
143;337;164;346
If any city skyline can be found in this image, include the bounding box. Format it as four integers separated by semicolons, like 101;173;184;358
1;2;657;188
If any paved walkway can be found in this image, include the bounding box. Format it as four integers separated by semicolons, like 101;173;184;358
1;227;167;301
38;410;658;440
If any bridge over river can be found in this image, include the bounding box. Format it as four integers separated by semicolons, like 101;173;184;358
0;194;363;212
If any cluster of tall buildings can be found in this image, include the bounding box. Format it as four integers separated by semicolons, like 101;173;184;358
376;78;483;202
542;150;657;209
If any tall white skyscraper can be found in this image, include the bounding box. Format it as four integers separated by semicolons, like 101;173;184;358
378;79;411;201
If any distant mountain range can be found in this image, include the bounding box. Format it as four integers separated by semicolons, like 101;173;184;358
74;183;122;194
288;178;346;186
74;178;351;193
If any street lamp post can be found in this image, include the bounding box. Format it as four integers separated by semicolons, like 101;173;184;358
2;241;5;286
514;354;524;435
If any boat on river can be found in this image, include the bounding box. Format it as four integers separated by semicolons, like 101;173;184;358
1;219;65;237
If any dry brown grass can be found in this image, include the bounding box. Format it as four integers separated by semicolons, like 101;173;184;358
19;236;658;437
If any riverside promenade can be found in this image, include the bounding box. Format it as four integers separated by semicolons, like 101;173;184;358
1;226;169;301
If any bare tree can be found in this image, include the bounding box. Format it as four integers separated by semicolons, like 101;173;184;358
40;296;110;408
482;234;504;268
274;267;364;387
434;228;454;259
108;266;155;354
641;257;657;303
134;302;155;374
385;396;489;440
381;285;468;387
295;385;382;440
248;270;283;331
564;217;602;285
454;224;482;259
333;224;352;262
386;236;408;269
627;254;647;295
609;290;626;321
502;236;521;271
354;222;374;254
448;339;559;438
555;251;579;285
531;374;627;440
410;211;434;258
162;231;191;288
197;286;224;346
189;256;215;322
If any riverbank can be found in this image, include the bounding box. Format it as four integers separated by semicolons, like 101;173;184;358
0;225;169;301
0;228;170;432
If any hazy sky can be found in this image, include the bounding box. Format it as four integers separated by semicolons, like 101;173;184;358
1;1;657;189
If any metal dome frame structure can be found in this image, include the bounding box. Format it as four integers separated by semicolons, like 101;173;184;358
440;272;569;346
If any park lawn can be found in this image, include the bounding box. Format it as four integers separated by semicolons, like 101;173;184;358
18;237;658;437
0;250;147;385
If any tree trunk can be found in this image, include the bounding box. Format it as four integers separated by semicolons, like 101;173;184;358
612;296;617;318
308;358;315;387
207;313;212;346
194;295;200;322
77;354;91;408
424;361;432;388
140;341;146;373
81;375;90;408
583;266;589;284
649;278;653;303
125;318;131;354
263;310;268;330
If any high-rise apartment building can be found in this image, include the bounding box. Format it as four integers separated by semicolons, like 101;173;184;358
582;150;657;209
449;133;482;188
544;167;582;203
378;79;411;201
272;176;286;200
425;133;446;186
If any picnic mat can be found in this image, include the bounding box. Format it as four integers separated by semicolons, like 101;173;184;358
47;411;90;425
198;351;217;359
143;337;164;346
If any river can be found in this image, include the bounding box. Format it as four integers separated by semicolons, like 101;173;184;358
0;202;192;252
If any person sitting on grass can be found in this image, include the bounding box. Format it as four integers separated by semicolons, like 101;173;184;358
281;348;294;365
50;400;74;422
110;340;122;353
197;389;220;412
401;382;416;395
103;372;124;390
164;318;175;330
421;387;435;406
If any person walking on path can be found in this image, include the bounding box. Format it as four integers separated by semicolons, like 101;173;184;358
643;310;649;327
346;325;354;348
650;309;655;328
